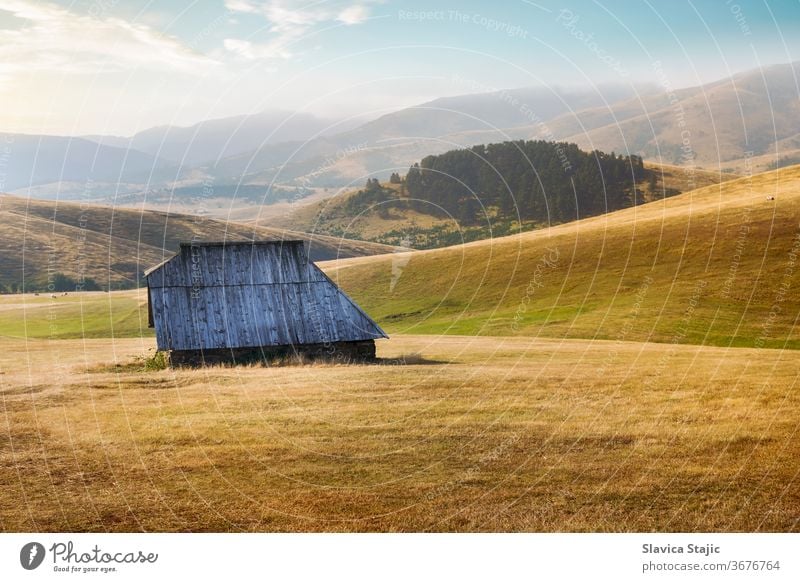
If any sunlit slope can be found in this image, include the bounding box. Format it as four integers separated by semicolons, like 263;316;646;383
0;194;398;289
5;166;798;348
0;290;149;340
325;165;800;348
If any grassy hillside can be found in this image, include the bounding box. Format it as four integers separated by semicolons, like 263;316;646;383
0;194;398;291
323;165;800;349
2;165;795;349
647;161;739;195
273;162;736;249
560;64;800;172
392;64;800;178
0;290;148;340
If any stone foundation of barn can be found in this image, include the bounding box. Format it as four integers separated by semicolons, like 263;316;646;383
166;340;377;367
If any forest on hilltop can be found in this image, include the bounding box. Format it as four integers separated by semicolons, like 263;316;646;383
405;140;645;224
346;140;646;227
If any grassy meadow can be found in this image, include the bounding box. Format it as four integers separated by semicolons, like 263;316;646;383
327;165;800;348
1;166;799;532
1;333;798;532
0;290;149;340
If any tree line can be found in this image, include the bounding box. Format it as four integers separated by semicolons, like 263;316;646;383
401;140;645;225
0;273;106;294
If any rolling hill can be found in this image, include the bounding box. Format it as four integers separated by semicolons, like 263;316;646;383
2;166;798;351
0;194;398;291
434;62;800;175
558;62;800;172
321;164;800;349
271;160;737;249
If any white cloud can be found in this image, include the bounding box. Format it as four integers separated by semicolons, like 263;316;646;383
223;0;376;61
224;38;292;60
337;5;369;25
223;0;261;15
0;0;217;82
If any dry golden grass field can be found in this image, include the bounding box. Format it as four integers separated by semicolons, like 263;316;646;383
1;333;798;532
2;166;800;533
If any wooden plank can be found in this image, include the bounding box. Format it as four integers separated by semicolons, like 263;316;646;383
147;241;386;352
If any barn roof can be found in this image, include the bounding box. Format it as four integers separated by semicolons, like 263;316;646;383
145;240;387;352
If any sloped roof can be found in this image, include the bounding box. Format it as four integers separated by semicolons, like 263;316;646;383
146;241;387;351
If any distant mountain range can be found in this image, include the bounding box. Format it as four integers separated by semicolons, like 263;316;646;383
84;109;364;165
3;62;799;208
201;84;646;187
0;134;167;192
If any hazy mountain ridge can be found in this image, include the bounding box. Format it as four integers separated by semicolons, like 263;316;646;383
201;84;645;185
0;133;169;192
558;62;800;168
201;64;800;190
3;63;799;205
85;109;361;166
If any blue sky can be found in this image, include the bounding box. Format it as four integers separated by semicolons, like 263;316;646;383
0;0;798;135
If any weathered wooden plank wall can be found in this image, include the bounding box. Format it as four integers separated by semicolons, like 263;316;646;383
146;241;386;351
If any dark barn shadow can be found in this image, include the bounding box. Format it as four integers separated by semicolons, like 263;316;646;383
373;353;449;366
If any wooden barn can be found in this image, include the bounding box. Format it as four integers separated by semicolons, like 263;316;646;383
144;240;387;366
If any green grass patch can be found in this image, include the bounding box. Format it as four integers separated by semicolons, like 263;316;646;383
0;291;152;339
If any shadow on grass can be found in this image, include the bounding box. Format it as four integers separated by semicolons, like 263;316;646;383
374;353;449;366
85;351;450;372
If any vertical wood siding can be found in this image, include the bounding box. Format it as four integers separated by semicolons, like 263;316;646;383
146;241;386;351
